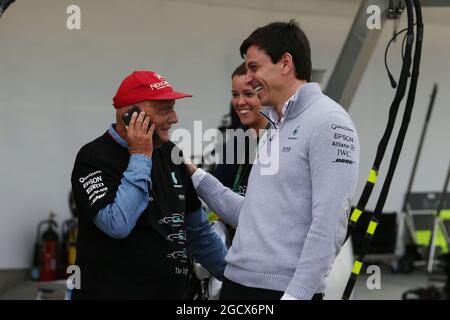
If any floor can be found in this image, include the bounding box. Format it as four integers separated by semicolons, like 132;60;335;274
0;263;443;300
354;264;428;300
0;279;68;300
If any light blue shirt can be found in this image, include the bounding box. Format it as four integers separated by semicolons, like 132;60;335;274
93;125;226;280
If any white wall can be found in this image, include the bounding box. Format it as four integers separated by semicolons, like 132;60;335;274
350;18;450;212
0;0;449;268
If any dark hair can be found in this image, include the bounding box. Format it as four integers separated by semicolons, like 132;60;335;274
229;102;242;129
239;20;311;82
231;62;247;78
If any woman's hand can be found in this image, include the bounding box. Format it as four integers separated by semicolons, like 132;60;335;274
185;163;198;176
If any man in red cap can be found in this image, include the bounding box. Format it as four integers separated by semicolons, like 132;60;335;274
70;71;226;299
112;70;193;147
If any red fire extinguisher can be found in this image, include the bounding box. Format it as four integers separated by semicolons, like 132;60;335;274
37;212;59;281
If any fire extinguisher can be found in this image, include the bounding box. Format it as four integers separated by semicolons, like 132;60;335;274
31;211;59;281
60;218;78;278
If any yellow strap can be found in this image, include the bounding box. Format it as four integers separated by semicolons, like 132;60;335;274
208;211;220;223
367;220;378;235
368;169;378;184
350;208;363;223
352;261;363;275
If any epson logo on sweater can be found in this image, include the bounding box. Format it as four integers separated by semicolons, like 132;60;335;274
83;176;102;188
79;170;108;206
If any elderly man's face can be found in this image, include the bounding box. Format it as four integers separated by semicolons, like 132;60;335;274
138;100;177;144
118;100;178;145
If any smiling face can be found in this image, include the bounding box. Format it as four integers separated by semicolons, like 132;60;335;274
231;75;265;129
139;100;177;144
244;45;285;107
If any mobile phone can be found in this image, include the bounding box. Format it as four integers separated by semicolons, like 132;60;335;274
122;105;143;126
122;105;160;143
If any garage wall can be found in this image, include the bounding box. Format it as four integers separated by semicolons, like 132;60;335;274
350;18;450;212
0;0;449;269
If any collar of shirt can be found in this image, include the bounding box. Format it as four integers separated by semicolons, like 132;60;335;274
267;84;302;126
108;124;128;149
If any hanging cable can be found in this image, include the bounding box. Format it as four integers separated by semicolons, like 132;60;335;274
385;31;403;88
342;0;423;300
0;0;15;19
384;23;417;88
345;0;415;245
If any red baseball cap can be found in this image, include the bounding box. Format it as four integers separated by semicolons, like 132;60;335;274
112;70;192;109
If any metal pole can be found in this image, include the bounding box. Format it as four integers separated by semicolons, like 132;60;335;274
403;84;438;211
427;161;450;273
324;0;389;109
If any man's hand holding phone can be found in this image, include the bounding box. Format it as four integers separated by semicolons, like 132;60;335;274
125;110;155;159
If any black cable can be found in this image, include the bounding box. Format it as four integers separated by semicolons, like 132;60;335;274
384;23;417;89
343;0;416;299
374;0;423;219
384;28;407;88
342;0;423;300
345;0;415;245
402;30;408;60
0;0;15;18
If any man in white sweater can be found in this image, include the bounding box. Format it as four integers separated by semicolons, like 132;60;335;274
187;20;359;300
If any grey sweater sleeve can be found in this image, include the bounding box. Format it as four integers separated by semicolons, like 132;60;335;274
193;169;245;228
285;112;359;299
